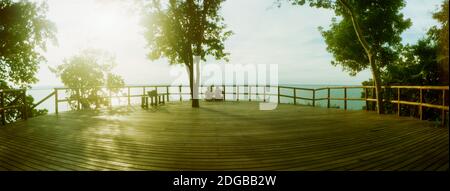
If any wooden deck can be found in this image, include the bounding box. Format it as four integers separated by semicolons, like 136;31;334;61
0;101;448;171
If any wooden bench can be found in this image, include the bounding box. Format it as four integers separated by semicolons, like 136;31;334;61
141;90;167;109
205;90;225;102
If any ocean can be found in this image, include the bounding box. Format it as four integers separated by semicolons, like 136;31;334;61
28;84;366;114
279;84;365;110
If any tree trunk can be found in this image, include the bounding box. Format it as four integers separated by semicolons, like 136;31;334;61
338;0;384;114
187;64;199;108
193;56;201;108
369;56;384;114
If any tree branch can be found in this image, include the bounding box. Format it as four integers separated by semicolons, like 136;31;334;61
337;0;372;58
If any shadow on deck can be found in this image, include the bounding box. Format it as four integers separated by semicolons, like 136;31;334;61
0;101;448;171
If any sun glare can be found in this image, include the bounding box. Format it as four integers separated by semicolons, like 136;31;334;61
75;1;140;51
55;0;147;79
86;5;124;35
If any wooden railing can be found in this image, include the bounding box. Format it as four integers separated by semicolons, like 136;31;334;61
364;86;448;119
278;85;448;125
3;85;448;126
0;89;28;125
51;85;276;113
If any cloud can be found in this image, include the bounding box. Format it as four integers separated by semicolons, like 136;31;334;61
401;0;441;44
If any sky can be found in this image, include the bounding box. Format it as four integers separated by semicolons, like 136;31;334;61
34;0;443;87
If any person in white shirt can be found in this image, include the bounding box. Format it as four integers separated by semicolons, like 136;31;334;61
205;86;214;101
214;86;223;100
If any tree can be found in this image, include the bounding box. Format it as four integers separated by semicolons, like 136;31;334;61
384;39;440;86
1;0;55;124
141;0;232;108
0;0;56;87
51;50;125;110
360;1;447;120
428;0;448;85
362;37;443;120
282;0;411;114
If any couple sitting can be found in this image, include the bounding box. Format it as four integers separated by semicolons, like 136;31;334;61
205;86;224;101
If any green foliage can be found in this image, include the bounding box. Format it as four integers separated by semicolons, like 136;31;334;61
141;0;232;107
141;0;232;64
282;0;412;114
429;0;448;60
107;73;126;94
361;0;448;121
0;0;54;124
316;0;411;75
0;0;56;87
428;0;448;84
51;50;125;110
384;38;440;85
277;0;334;9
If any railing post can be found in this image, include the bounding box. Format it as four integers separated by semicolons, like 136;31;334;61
249;86;251;101
277;86;280;104
442;90;446;127
108;89;112;108
77;88;81;110
364;88;368;111
127;87;131;106
344;88;347;110
256;85;259;101
419;88;423;120
293;88;297;105
54;89;59;115
397;88;401;116
179;85;182;102
200;85;203;99
373;87;376;111
312;89;315;107
263;86;266;102
223;85;226;101
237;85;240;101
166;86;170;102
22;90;28;120
154;87;158;106
0;91;5;125
234;85;237;101
327;88;331;108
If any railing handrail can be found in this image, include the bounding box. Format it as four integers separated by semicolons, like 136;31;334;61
2;85;446;96
2;84;448;126
52;84;280;90
27;84;447;91
5;85;447;103
314;85;449;91
32;91;56;109
48;84;449;110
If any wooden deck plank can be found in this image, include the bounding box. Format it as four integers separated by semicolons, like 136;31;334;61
347;129;445;170
377;135;448;170
323;128;443;170
422;148;449;171
398;138;449;171
0;101;447;171
281;129;434;170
